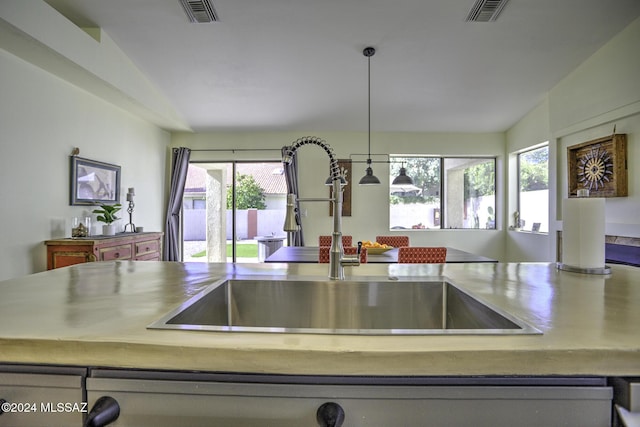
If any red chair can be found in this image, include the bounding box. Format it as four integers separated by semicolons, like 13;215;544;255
397;247;447;264
319;246;367;263
375;235;410;248
319;235;353;247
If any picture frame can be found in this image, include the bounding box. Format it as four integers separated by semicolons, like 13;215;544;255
567;134;627;198
70;156;121;206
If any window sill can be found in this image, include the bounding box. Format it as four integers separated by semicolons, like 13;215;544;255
510;228;548;235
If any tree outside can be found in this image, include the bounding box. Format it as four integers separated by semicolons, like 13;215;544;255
519;147;549;191
390;157;441;205
227;174;267;210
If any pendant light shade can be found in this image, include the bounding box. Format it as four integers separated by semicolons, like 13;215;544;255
358;46;381;186
359;162;381;185
392;164;414;185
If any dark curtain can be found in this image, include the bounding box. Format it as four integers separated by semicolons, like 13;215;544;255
281;146;305;246
164;147;191;261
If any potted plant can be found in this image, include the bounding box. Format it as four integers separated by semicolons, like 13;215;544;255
93;203;122;236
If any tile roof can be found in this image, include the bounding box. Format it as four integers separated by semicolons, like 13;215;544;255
185;163;287;194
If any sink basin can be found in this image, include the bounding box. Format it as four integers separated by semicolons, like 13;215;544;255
148;278;540;335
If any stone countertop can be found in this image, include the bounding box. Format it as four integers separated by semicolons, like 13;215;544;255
0;261;638;377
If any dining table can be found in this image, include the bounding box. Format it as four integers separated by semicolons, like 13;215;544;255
264;246;498;264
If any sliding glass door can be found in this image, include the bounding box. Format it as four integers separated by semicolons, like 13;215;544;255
182;161;287;263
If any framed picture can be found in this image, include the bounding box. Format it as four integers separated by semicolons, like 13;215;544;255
70;156;121;206
567;134;627;198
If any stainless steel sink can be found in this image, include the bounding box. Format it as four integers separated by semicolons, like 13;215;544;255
148;278;540;335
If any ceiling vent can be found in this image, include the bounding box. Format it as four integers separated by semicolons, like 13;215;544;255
179;0;219;23
466;0;510;22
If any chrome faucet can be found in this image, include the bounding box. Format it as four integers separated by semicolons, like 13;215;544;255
283;136;361;280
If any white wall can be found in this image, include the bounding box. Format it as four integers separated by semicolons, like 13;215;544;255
0;49;169;281
549;16;640;243
505;99;553;262
0;0;173;281
505;16;640;262
0;0;188;131
173;131;506;261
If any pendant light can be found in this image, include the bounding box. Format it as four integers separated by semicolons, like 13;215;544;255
392;162;414;185
358;47;381;185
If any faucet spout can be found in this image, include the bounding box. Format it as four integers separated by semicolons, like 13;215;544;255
282;136;359;280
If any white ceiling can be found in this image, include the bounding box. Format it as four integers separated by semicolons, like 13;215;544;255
43;0;640;133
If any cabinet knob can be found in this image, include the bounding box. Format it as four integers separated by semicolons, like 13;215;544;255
316;402;345;427
114;253;119;258
84;396;120;427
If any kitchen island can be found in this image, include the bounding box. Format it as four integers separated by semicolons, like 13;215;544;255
0;260;638;375
0;261;639;426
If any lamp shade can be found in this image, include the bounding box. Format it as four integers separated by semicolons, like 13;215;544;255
392;167;414;185
359;166;381;185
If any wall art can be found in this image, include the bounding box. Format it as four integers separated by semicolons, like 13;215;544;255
70;156;121;206
567;133;627;198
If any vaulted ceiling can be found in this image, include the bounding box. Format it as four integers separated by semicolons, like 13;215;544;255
44;0;640;133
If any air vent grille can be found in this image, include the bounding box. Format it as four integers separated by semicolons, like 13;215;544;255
179;0;219;23
466;0;510;22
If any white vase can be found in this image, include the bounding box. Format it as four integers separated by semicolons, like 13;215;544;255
102;224;116;236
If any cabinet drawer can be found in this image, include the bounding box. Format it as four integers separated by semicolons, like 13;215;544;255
99;244;132;261
50;251;95;269
136;252;160;261
86;377;612;427
0;373;84;427
135;239;159;257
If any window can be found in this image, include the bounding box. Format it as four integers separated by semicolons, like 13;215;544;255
517;145;548;233
389;156;496;230
182;161;288;262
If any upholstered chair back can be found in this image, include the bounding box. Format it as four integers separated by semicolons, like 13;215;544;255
318;235;353;247
397;247;447;264
319;246;367;263
375;235;410;248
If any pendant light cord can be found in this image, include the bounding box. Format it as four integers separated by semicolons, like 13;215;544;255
358;47;381;185
367;50;371;161
363;46;376;164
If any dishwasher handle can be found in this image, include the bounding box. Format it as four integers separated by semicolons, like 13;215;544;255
316;401;345;427
84;396;120;427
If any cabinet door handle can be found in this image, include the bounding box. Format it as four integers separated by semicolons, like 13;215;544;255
316;402;345;427
84;396;120;427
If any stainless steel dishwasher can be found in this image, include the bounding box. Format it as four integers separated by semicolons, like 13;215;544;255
85;369;612;427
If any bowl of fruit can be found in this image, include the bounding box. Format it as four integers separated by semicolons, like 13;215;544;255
361;240;393;255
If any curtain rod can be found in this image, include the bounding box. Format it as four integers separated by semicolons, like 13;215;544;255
189;148;282;152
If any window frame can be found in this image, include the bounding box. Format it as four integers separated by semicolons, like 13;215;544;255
515;143;549;234
389;155;497;231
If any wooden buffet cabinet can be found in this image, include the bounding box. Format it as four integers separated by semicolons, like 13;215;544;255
44;232;163;270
